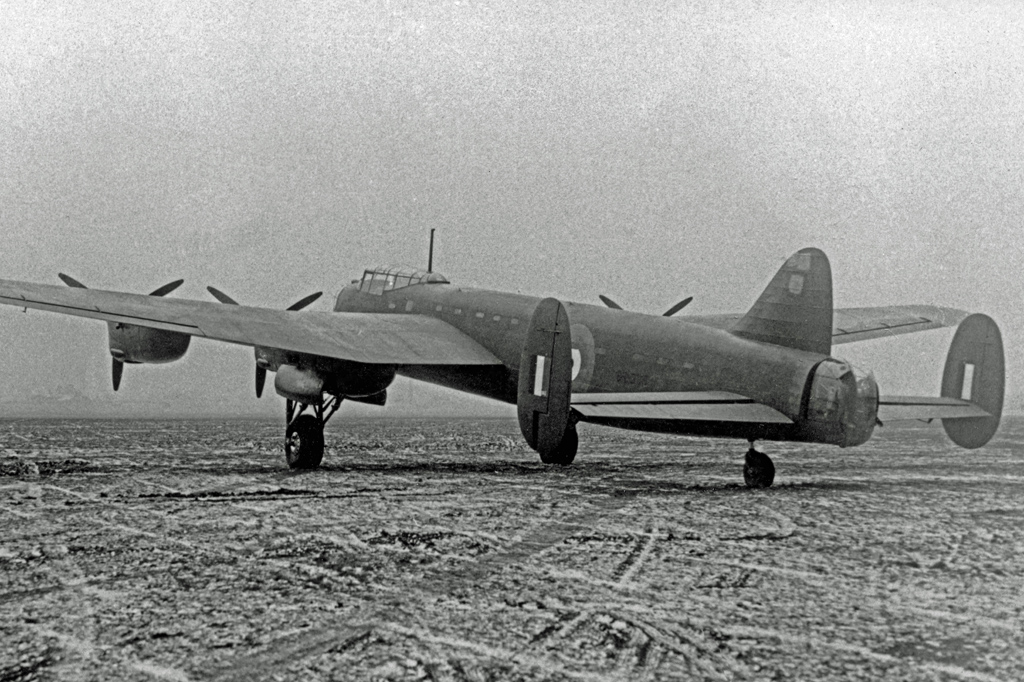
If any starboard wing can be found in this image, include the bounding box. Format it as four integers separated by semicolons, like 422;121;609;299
0;279;501;366
680;305;968;345
830;305;970;344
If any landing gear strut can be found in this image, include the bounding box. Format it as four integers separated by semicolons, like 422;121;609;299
284;395;342;470
743;442;775;489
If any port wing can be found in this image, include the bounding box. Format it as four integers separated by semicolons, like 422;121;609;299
0;279;501;366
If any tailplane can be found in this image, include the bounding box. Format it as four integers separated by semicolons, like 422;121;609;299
877;313;1004;449
941;313;1004;448
732;247;833;356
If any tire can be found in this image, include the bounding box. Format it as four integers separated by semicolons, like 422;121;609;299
743;448;775;489
285;414;324;470
540;427;578;466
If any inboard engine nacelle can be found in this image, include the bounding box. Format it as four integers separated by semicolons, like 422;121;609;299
273;361;396;404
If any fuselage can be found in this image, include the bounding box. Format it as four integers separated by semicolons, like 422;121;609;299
325;273;879;448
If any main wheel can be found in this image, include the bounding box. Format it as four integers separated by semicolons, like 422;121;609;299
285;414;325;470
743;448;775;489
540;427;578;465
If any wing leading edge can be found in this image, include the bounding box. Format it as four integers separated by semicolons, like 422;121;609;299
0;279;501;366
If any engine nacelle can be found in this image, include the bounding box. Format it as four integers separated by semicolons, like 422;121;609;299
275;364;324;403
802;359;878;447
108;323;191;364
274;361;396;403
325;360;396;398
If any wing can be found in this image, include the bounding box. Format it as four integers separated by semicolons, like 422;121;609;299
679;305;968;345
877;395;992;422
829;306;969;344
0;279;501;366
572;391;793;424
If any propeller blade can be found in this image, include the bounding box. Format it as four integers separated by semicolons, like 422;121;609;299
112;358;124;391
58;273;88;289
148;279;184;297
286;292;323;311
598;295;623;310
255;366;267;398
206;286;240;305
662;297;694;317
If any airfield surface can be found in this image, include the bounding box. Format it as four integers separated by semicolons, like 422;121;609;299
1;417;1022;681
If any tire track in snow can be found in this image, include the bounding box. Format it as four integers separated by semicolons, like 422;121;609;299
208;492;639;680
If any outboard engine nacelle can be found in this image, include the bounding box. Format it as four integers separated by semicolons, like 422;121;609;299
802;359;879;447
108;323;191;364
56;274;191;390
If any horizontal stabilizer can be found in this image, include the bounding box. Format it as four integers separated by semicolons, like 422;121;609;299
878;396;991;422
572;391;793;424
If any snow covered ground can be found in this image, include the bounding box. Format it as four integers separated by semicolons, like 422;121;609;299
1;417;1021;681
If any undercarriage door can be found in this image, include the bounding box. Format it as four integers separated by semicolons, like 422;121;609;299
517;297;573;454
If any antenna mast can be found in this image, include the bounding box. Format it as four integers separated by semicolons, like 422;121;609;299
427;229;435;273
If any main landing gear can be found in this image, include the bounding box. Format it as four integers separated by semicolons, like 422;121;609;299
284;395;342;470
743;442;775;489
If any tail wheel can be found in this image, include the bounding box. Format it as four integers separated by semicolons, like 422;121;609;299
743;448;775;489
540;427;578;466
285;413;324;470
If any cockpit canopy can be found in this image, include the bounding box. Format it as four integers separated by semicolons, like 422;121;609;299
358;265;449;295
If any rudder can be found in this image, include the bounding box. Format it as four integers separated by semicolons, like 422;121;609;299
942;313;1004;448
517;298;573;457
732;247;833;355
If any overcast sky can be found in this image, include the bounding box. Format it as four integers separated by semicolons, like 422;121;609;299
1;1;1021;417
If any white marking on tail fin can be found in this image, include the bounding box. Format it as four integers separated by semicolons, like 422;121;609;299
533;355;548;397
961;363;975;401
